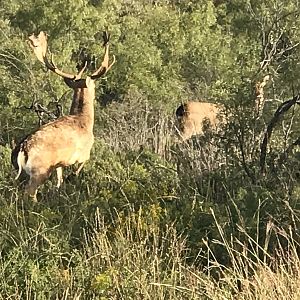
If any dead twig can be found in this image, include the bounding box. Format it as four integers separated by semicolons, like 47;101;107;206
20;100;63;126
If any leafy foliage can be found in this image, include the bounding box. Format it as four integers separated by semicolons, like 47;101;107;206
1;0;300;298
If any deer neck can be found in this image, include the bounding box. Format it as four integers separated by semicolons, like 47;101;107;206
72;87;95;131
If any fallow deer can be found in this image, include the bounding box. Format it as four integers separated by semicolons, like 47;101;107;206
175;101;223;141
175;75;270;141
11;31;115;200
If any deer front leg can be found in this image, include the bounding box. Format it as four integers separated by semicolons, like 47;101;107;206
75;162;85;176
25;181;38;202
56;167;63;188
25;172;50;202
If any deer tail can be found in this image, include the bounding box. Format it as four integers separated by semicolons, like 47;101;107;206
15;151;26;180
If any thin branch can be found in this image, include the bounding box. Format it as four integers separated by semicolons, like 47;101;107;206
279;136;300;166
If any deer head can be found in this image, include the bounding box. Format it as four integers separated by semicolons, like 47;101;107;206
11;31;115;200
28;31;115;114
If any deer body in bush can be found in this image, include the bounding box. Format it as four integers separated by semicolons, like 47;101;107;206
11;31;115;200
175;75;270;141
175;101;223;141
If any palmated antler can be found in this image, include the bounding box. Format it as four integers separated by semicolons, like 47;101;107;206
91;31;116;80
28;31;115;83
28;31;86;80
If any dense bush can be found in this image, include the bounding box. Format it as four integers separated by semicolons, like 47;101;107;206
1;0;300;298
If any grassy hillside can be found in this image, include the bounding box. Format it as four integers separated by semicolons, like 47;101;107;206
1;0;300;298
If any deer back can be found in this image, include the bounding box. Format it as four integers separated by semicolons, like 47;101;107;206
21;116;94;170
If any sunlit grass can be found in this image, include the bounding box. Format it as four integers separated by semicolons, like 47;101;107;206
0;194;299;300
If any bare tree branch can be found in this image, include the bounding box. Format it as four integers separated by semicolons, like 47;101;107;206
260;95;300;174
20;100;63;126
279;136;300;166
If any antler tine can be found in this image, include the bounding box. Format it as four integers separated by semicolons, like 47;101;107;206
76;61;88;79
28;31;76;80
105;55;116;73
90;31;115;80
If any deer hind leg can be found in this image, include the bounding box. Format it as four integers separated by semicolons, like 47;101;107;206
56;167;63;188
25;171;50;202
